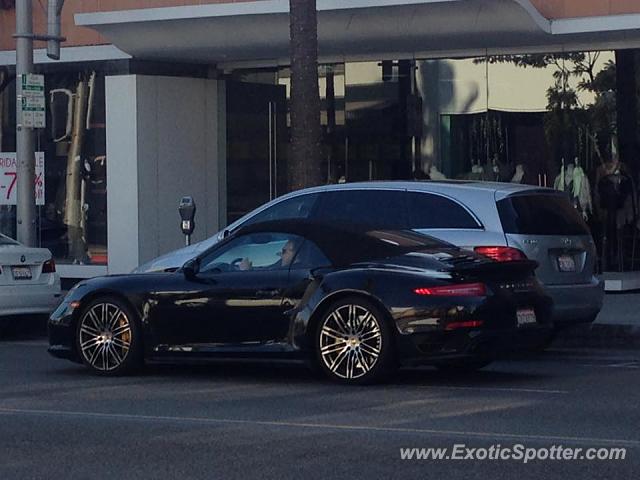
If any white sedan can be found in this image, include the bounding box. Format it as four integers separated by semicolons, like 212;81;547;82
0;233;61;318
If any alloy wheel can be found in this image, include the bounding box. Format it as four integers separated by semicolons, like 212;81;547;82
319;304;382;380
78;302;132;372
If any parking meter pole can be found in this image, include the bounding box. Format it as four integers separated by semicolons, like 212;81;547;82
15;0;37;247
185;234;191;247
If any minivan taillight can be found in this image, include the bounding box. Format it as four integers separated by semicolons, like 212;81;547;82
414;283;487;297
474;246;527;262
42;259;56;273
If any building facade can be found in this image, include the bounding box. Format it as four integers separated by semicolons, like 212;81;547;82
1;0;640;285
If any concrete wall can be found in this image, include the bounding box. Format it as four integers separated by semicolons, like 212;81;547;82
106;75;226;274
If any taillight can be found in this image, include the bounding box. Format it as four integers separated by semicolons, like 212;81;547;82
414;283;487;297
474;246;527;262
42;259;56;273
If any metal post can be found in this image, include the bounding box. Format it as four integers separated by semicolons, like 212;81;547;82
47;0;64;60
15;0;37;246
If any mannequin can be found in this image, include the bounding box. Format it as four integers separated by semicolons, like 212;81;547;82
553;158;567;191
429;165;447;180
571;157;592;219
511;164;525;184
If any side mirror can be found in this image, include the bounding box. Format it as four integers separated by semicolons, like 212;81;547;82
182;258;200;280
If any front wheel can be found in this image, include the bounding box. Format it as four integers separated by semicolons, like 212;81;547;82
315;297;395;385
76;296;143;375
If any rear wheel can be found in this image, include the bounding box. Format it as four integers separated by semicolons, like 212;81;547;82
76;296;143;375
315;297;395;384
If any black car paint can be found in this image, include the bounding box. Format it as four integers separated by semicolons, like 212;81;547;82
49;222;553;366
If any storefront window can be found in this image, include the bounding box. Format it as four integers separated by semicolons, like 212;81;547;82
224;50;639;272
0;64;108;265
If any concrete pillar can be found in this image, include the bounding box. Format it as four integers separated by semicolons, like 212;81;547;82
105;75;226;274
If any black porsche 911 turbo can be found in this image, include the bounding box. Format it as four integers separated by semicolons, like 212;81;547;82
49;220;553;384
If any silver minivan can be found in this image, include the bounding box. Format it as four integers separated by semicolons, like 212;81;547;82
136;181;604;327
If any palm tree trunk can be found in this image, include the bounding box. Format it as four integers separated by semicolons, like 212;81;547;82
288;0;323;190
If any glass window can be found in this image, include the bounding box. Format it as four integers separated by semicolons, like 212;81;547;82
406;192;480;229
497;194;590;236
291;240;331;269
243;193;319;226
365;229;449;249
314;190;408;229
0;65;108;266
200;233;303;273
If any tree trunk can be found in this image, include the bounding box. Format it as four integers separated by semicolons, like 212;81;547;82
288;0;323;191
615;50;639;172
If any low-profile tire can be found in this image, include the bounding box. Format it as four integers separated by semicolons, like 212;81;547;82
435;358;493;373
315;296;396;385
75;296;143;376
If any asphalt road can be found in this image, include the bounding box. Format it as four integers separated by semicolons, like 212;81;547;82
0;329;638;480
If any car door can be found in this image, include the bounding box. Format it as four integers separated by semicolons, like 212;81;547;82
263;239;333;343
192;232;303;345
312;189;408;229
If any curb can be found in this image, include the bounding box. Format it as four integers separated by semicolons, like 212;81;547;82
553;324;640;349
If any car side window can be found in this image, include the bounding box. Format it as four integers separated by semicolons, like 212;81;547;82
406;192;480;229
199;233;304;273
291;240;332;269
313;190;408;229
243;194;319;226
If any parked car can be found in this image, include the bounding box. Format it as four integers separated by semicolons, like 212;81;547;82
49;221;552;384
135;181;604;330
0;233;62;322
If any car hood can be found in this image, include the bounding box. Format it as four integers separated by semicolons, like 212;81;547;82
132;236;220;273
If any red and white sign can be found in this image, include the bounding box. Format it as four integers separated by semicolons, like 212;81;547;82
0;152;45;206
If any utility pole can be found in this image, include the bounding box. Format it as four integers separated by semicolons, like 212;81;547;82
15;0;36;246
14;0;64;246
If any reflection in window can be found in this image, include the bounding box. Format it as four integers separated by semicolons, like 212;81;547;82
0;66;108;265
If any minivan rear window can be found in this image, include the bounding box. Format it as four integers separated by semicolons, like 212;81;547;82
497;194;590;236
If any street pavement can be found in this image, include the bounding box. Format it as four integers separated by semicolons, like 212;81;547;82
0;328;638;480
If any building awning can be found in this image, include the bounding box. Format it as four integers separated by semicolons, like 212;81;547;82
75;0;640;68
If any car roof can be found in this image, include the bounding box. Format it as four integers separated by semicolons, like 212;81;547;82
225;180;562;236
231;219;454;266
278;180;554;197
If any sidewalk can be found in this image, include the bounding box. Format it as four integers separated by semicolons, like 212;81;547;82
554;292;640;349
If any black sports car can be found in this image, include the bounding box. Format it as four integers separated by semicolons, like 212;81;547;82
49;220;553;384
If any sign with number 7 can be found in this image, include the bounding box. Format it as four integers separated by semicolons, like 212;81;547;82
0;152;45;206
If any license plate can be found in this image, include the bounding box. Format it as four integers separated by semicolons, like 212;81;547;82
557;254;576;272
11;266;32;280
516;308;537;327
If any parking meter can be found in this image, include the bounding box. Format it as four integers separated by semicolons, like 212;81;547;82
178;196;196;246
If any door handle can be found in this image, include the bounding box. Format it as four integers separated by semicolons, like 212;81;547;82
256;289;281;298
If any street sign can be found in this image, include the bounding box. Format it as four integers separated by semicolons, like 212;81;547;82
19;74;45;129
0;152;45;206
